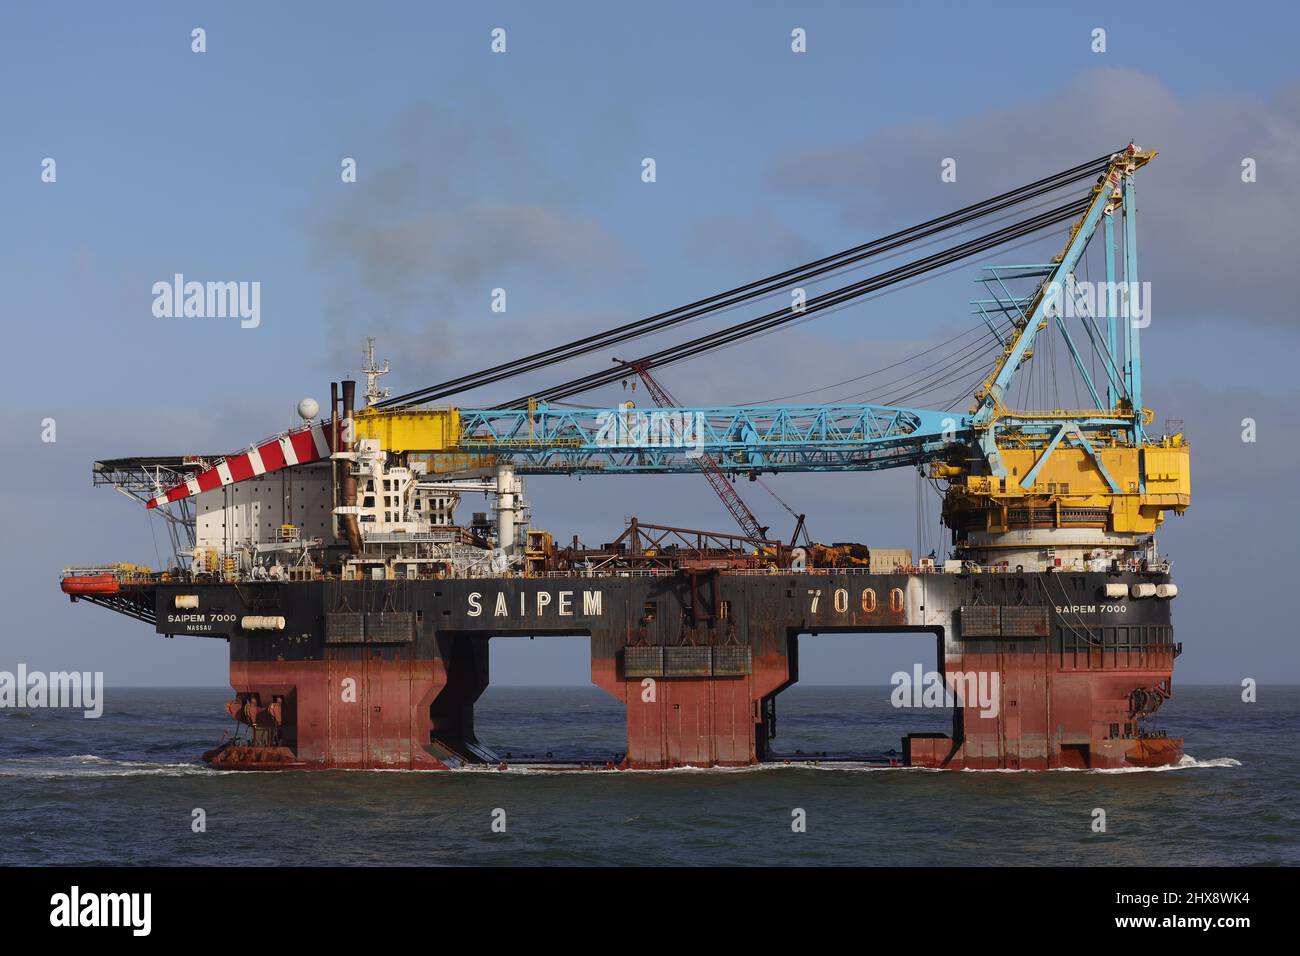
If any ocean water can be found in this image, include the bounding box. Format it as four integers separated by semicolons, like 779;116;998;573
0;685;1294;866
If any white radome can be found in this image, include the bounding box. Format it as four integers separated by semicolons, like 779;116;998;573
297;397;320;421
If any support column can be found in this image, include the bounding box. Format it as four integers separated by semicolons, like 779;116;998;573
1104;210;1118;409
1123;172;1144;446
591;634;791;769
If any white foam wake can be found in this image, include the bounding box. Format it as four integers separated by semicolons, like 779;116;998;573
0;754;218;778
1085;754;1242;774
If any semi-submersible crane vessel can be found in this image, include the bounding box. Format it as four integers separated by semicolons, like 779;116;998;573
62;145;1190;770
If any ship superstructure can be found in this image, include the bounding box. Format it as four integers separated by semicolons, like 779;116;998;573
63;146;1189;770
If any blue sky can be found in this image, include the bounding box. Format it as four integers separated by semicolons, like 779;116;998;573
2;1;1298;687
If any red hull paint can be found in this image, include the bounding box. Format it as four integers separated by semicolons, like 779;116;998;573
222;658;451;770
592;652;789;768
905;643;1182;770
211;643;1180;772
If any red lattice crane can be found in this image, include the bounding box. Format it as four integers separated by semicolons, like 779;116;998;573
615;359;770;542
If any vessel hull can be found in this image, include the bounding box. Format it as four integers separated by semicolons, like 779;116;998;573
133;570;1181;771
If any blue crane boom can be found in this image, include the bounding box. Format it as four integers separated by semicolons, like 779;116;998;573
454;402;968;475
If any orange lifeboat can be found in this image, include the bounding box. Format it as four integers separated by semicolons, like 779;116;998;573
60;574;120;595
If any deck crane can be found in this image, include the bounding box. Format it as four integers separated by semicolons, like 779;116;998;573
145;145;1187;573
614;357;771;542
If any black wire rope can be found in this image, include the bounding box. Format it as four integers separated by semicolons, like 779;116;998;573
512;197;1090;406
380;155;1116;408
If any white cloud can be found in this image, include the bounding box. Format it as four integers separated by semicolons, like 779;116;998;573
770;68;1300;327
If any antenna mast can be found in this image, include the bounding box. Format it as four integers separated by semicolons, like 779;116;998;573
362;336;391;407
